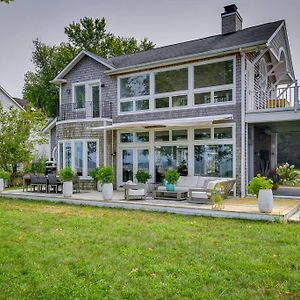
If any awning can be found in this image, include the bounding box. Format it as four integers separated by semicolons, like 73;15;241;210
90;114;233;131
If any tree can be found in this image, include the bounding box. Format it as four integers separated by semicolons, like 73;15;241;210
23;17;155;117
0;104;46;178
23;40;77;117
0;0;14;3
65;17;155;57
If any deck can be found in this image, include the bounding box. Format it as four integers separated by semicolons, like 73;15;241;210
1;189;299;222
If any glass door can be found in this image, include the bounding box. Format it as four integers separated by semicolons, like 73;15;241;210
92;85;100;118
121;148;149;183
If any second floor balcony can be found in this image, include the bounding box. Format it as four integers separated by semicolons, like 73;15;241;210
247;82;299;113
57;101;112;121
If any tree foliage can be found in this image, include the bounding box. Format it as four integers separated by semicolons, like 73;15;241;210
0;104;47;176
0;0;14;3
23;17;155;117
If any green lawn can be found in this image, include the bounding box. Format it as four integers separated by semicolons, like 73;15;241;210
0;198;299;299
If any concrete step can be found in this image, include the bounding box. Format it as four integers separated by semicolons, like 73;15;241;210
287;210;300;222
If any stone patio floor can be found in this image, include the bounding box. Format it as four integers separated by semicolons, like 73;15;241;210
1;189;300;222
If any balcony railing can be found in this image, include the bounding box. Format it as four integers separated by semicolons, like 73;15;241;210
247;83;299;112
58;101;100;121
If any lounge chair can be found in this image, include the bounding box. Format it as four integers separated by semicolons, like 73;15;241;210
124;183;146;200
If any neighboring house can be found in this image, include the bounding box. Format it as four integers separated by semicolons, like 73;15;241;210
0;85;24;111
45;4;300;196
0;85;49;159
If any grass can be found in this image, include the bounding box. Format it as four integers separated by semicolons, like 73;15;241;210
0;198;299;299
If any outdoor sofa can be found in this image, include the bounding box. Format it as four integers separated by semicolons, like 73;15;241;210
155;176;236;203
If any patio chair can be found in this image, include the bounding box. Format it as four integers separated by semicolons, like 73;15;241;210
29;175;39;192
73;175;80;193
36;176;48;192
48;174;62;193
124;183;146;200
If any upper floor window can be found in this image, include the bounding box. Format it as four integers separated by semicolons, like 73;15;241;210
155;68;188;94
74;85;85;109
194;60;233;88
120;75;150;98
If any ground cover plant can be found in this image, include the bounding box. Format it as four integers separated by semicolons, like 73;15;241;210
0;198;299;299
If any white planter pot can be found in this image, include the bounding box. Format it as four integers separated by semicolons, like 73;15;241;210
97;181;102;192
258;189;273;213
102;183;113;200
0;178;4;192
63;181;73;197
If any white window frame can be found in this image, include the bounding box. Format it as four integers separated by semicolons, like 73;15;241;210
57;139;100;178
72;80;101;116
116;124;236;187
117;56;236;115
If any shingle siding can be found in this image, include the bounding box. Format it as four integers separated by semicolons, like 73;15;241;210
61;56;116;119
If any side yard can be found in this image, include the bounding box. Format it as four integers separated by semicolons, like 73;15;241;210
0;198;299;299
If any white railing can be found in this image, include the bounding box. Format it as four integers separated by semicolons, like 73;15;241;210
247;82;299;112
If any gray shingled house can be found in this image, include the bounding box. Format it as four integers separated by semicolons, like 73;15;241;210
43;4;299;196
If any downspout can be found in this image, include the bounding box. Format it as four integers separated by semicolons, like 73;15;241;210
240;50;246;197
103;120;107;166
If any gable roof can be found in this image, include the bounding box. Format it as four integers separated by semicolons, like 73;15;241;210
108;20;284;71
0;85;24;110
52;50;115;83
52;20;284;81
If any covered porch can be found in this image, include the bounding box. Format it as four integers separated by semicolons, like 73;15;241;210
1;189;299;222
247;120;300;198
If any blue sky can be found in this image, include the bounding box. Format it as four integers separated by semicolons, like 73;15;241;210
0;0;299;97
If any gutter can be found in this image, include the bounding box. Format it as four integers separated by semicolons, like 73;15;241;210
105;41;268;75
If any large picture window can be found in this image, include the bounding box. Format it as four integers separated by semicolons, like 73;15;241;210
120;75;150;98
194;60;233;88
155;68;188;94
59;140;98;177
194;144;233;177
155;146;188;182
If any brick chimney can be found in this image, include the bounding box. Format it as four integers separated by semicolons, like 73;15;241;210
221;4;243;35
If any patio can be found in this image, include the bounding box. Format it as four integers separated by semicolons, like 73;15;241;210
1;189;299;222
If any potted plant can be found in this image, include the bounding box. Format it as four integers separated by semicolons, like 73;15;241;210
0;169;10;192
89;168;102;191
164;169;180;192
98;166;114;200
247;174;274;213
58;166;75;197
211;183;225;210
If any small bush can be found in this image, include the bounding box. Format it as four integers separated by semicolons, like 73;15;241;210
135;170;151;183
247;174;273;197
58;166;74;182
89;168;101;182
276;163;298;183
165;169;180;184
98;166;114;184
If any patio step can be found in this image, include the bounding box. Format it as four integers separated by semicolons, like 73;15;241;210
287;209;300;222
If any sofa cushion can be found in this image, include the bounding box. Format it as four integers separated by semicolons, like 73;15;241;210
177;176;198;188
190;191;208;199
128;189;145;196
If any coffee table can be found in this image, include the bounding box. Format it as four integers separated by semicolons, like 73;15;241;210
154;190;188;201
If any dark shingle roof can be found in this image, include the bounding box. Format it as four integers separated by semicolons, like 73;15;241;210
13;97;28;109
108;20;283;69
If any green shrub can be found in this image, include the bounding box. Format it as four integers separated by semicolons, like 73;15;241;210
98;166;114;184
247;174;273;197
276;163;298;183
89;168;101;182
24;156;47;174
135;170;151;184
164;169;180;184
58;166;74;182
0;169;11;180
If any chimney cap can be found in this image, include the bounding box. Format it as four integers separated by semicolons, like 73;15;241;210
223;4;238;14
